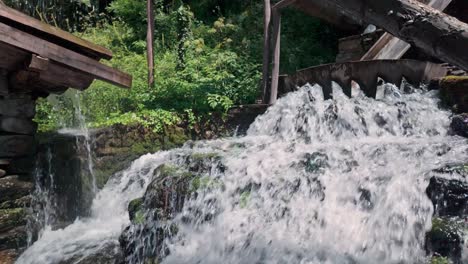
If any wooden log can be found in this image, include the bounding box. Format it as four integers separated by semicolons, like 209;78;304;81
302;0;468;71
361;0;453;60
0;136;35;158
0;98;35;118
261;0;272;103
0;22;132;88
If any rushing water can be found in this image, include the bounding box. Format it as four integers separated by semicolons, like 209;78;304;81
18;84;467;264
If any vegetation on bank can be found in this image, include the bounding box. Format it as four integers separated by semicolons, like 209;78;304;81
5;0;342;132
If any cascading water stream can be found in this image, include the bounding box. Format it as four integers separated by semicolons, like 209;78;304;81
17;84;467;264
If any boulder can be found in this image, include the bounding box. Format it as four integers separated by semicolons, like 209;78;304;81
450;114;468;138
440;76;468;113
0;196;30;210
427;164;468;217
0;225;27;251
0;176;33;203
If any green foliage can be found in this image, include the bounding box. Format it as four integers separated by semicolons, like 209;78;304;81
29;0;340;133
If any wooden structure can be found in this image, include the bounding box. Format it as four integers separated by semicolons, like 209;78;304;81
0;3;131;262
262;0;468;104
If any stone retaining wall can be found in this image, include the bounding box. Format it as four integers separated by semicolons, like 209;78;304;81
0;72;37;263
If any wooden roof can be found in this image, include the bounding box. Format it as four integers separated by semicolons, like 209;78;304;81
0;2;131;95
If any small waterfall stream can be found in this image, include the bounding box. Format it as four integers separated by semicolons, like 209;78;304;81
17;84;467;264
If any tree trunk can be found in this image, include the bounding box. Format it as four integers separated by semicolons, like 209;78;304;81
146;0;155;87
304;0;468;71
261;0;271;103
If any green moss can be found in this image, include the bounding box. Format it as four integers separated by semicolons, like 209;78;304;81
239;191;250;208
190;152;221;161
441;76;468;82
133;210;145;225
0;208;26;230
430;256;451;264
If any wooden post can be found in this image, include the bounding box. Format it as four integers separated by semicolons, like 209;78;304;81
146;0;155;87
261;0;271;103
269;9;281;105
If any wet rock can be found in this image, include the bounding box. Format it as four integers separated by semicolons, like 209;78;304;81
0;98;36;118
425;217;465;264
127;198;144;223
0;117;37;135
0;169;5;178
0;176;33;203
440;76;468;113
302;152;329;173
427;164;468;217
0;226;27;251
0;196;30;210
0;208;26;233
61;241;123;264
450;114;468;138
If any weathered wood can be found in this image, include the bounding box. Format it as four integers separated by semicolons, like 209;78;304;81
261;0;272;103
269;10;281;105
147;0;155;87
0;98;35;118
292;0;362;30
273;0;298;10
0;22;132;88
278;60;447;99
361;0;453;60
0;2;112;60
0;42;29;72
0;117;37;135
0;71;7;96
0;136;34;158
301;0;468;71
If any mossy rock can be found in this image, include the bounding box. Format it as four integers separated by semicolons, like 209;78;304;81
0;208;26;233
426;217;464;263
128;198;144;223
430;256;451;264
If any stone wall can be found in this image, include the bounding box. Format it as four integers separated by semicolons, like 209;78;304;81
0;72;37;262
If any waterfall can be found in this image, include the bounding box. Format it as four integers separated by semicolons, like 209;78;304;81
17;84;467;264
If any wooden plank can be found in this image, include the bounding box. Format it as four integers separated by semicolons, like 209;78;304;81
361;0;453;60
0;2;112;60
0;22;132;88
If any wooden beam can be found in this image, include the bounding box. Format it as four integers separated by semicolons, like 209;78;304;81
261;0;272;103
269;10;281;105
302;0;468;71
0;22;132;88
361;0;453;60
272;0;297;10
0;42;29;71
0;2;113;60
292;0;363;30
